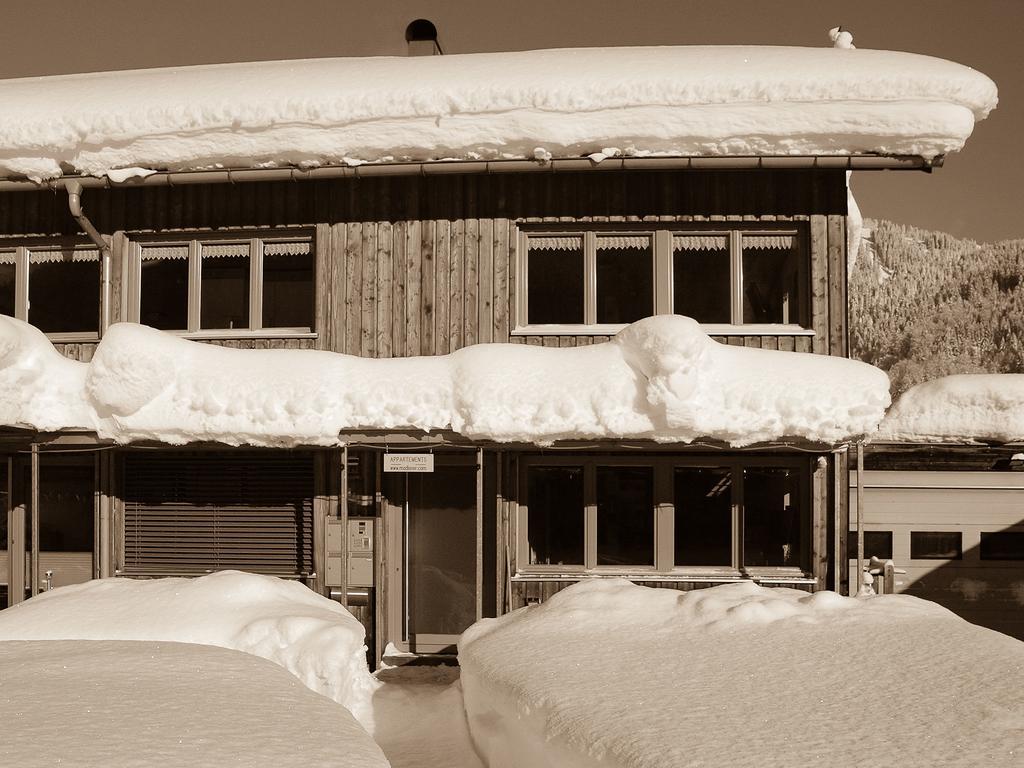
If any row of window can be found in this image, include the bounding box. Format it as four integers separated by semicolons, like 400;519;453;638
0;236;315;338
2;224;808;339
519;228;807;330
850;530;1024;561
519;458;809;574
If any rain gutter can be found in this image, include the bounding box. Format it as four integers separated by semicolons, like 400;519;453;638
0;154;937;192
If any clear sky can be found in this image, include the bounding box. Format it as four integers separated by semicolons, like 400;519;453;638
0;0;1018;242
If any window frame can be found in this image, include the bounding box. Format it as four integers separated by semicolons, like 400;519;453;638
0;239;103;342
126;231;317;340
514;224;813;336
516;454;811;579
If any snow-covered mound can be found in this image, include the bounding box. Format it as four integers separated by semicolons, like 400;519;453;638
0;640;389;768
0;46;997;181
0;570;376;712
0;315;890;446
876;373;1024;443
458;579;1024;768
0;317;92;431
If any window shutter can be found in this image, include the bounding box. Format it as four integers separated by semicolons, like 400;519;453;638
122;452;314;577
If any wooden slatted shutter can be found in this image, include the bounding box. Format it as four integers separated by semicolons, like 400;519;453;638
122;451;314;577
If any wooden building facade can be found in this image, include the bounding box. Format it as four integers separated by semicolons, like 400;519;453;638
0;166;857;659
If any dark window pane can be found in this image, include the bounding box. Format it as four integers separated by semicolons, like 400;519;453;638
201;254;250;329
0;262;15;318
527;466;584;566
31;464;94;552
847;530;894;561
910;531;962;560
140;258;189;330
674;467;732;567
596;466;654;566
28;258;100;334
527;241;584;324
596;240;653;323
673;244;731;323
744;467;803;568
980;532;1024;561
742;240;803;324
263;249;314;329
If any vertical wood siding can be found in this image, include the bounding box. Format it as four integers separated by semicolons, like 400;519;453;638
1;169;847;360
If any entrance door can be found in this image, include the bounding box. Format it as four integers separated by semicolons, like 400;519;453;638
395;454;480;653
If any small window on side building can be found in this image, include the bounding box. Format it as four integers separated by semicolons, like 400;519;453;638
743;467;803;568
596;465;655;566
674;466;733;567
979;531;1024;560
672;235;731;324
741;234;804;325
847;530;894;561
910;531;962;560
595;235;653;324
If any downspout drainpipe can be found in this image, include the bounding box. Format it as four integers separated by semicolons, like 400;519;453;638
65;180;112;332
855;440;865;595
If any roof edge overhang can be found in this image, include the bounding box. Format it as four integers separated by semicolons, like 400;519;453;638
14;428;847;453
0;154;938;193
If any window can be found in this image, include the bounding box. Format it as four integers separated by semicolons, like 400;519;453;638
980;531;1024;561
130;235;314;336
518;226;807;333
0;243;101;338
910;531;962;560
847;530;894;561
519;456;810;575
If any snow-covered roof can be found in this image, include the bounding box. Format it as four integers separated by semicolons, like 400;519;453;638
874;374;1024;444
0;46;997;182
0;315;890;448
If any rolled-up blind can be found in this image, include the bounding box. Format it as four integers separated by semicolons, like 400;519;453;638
122;451;314;577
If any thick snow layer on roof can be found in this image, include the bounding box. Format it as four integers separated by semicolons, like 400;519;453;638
458;579;1024;768
0;315;92;430
0;46;997;181
0;640;389;768
875;373;1024;443
0;570;376;712
0;315;890;446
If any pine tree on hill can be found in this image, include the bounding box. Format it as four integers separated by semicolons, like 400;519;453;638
849;219;1024;395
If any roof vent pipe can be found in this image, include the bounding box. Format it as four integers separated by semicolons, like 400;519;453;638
406;19;442;56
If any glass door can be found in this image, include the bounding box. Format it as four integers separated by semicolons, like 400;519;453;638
401;454;480;653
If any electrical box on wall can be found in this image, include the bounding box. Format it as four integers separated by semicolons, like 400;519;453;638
347;518;375;588
325;517;376;588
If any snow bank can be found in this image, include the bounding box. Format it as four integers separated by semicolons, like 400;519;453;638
0;640;389;768
0;315;890;446
876;373;1024;443
0;570;376;712
0;46;997;181
458;579;1024;768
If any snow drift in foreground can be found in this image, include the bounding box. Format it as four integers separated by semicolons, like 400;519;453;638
0;640;389;768
0;570;376;712
876;373;1024;443
459;580;1024;768
0;46;997;181
0;314;890;446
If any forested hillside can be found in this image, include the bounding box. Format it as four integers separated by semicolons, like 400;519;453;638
849;219;1024;394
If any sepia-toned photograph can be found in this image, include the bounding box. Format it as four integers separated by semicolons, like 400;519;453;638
0;1;1020;766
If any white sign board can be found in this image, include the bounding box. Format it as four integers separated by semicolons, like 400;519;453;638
383;453;435;473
